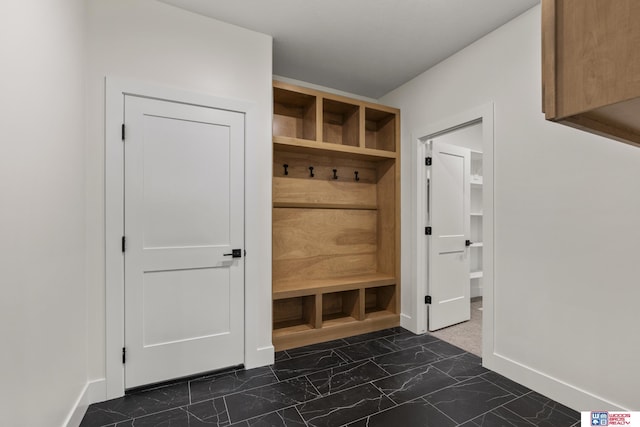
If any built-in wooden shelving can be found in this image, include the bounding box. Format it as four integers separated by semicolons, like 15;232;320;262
272;80;401;351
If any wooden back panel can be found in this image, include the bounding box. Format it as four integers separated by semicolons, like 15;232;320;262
273;208;377;282
273;150;379;208
273;178;377;209
274;150;377;181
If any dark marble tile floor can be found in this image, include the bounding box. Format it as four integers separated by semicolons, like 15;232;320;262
80;328;581;426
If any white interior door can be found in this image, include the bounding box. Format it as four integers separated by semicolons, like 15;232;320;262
427;141;471;331
123;95;244;389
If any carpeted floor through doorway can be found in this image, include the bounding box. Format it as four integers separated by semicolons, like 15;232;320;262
430;297;483;357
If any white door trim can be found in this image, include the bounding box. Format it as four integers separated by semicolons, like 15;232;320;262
411;103;494;362
105;77;261;399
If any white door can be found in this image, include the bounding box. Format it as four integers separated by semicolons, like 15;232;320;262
427;141;471;331
123;95;245;389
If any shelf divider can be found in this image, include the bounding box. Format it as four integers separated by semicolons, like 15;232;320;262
273;273;396;300
273;202;377;210
470;271;484;279
274;136;397;160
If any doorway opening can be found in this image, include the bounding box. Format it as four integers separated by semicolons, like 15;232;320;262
121;95;246;389
105;77;265;400
412;104;494;362
427;123;483;356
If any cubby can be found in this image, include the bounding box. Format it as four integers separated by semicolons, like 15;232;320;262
272;81;400;350
365;108;396;152
365;285;396;318
323;98;359;146
322;291;360;325
273;296;318;333
273;87;317;141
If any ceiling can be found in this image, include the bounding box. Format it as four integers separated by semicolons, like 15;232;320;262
160;0;540;98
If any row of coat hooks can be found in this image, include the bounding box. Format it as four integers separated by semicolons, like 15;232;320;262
283;164;360;181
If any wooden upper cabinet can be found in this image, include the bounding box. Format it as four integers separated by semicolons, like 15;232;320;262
542;0;640;147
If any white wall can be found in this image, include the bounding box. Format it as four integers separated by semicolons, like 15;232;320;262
0;0;88;426
274;75;379;104
432;122;483;152
382;6;640;411
86;0;273;388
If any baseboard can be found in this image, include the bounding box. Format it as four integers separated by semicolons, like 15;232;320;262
483;352;626;412
400;313;418;333
244;344;275;369
63;379;106;427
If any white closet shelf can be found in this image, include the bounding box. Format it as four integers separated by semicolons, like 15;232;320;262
470;212;483;216
470;271;484;279
470;178;483;185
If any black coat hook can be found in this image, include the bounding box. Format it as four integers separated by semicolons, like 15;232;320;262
309;166;314;178
333;169;338;180
354;171;359;181
283;164;289;175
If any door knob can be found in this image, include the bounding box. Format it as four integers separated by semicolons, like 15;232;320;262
223;249;242;258
465;240;473;247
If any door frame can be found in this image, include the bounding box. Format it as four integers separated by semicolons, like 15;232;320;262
411;103;494;360
105;77;260;399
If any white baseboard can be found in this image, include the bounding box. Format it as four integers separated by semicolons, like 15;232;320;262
244;344;275;369
483;352;626;412
64;379;106;427
400;313;420;333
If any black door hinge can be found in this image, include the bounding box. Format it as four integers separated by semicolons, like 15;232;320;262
425;227;432;235
425;157;432;166
121;124;125;141
122;236;126;253
122;347;126;364
425;295;432;304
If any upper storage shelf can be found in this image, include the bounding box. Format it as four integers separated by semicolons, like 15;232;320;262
273;87;317;141
365;108;396;152
542;0;640;147
273;80;399;158
323;99;359;147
